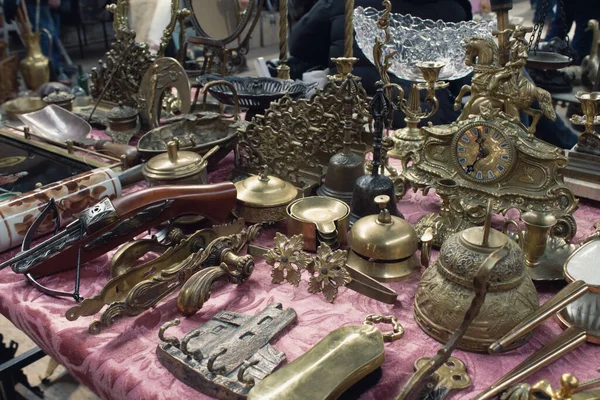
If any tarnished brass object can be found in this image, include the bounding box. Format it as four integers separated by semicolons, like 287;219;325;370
503;210;557;268
64;228;218;323
235;80;371;192
414;201;539;352
142;141;213;186
348;195;421;282
411;357;471;399
396;245;509;400
234;166;299;223
105;102;140;144
157;303;296;400
248;314;403;400
571;92;600;157
82;225;261;334
477;238;600;400
2;97;45;120
42;88;75;111
402;107;578;230
502;373;600;400
287;197;350;251
317;75;365;204
20;32;50;90
454;26;556;135
249;232;398;304
413;178;478;248
138;57;191;130
581;20;599;90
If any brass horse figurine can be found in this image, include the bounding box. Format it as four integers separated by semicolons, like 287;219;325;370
453;32;556;135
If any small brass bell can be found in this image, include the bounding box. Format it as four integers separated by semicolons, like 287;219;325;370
316;75;364;204
347;195;421;282
350;85;401;225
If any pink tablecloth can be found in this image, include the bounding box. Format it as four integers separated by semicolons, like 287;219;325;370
0;154;599;400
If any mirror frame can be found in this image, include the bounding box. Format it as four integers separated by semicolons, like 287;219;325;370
184;0;265;48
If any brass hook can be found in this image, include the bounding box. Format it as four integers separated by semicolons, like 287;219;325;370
237;359;260;386
180;330;203;361
207;347;228;375
158;319;181;348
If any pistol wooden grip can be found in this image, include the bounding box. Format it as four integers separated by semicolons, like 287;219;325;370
111;183;237;223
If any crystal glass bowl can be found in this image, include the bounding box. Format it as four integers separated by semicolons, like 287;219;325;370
354;8;495;81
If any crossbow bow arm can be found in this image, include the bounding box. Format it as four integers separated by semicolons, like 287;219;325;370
1;183;237;278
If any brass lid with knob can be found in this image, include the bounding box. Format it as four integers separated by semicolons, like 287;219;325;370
142;141;208;185
42;88;75;110
347;195;420;282
235;166;298;208
233;166;299;223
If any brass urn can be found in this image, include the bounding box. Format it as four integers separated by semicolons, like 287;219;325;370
43;88;75;111
414;202;539;352
142;141;209;186
20;32;50;90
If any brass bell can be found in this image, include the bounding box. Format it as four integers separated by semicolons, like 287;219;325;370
350;85;401;225
414;201;539;352
347;195;421;282
316;75;365;204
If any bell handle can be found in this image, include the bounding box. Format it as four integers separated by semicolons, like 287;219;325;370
489;280;589;354
502;219;524;249
481;199;493;247
475;326;588;400
420;228;433;268
201;80;240;121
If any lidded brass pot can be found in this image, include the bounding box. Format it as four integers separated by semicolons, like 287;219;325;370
233;167;298;223
348;195;421;282
414;202;539;352
142;141;211;186
106;102;140;144
42;88;75;111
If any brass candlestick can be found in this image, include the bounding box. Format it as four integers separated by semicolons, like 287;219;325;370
277;0;290;80
372;1;447;162
386;62;448;161
570;91;600;156
331;0;358;79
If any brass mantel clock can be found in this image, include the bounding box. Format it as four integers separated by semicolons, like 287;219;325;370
403;108;579;237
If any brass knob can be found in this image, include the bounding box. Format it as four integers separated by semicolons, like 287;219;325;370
375;195;392;224
259;164;270;183
167;141;179;163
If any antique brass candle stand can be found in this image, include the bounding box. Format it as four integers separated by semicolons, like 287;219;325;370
386;62;449;162
564;91;600;198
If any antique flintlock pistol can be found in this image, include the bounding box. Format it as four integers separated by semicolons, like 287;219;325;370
0;183;237;278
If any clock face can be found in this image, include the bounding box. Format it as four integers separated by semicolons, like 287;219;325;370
453;122;515;183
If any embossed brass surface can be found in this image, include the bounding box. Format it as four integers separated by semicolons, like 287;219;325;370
42;88;75;111
402;108;578;227
454;26;556;135
287;197;350;251
250;232;398;304
414;201;539;352
105;102;140;144
80;225;261;334
234;166;299;223
348;195;421;282
248;314;403;400
235;80;371;190
158;303;296;400
396;245;509;400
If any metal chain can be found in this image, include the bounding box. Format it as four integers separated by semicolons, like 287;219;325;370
529;0;550;52
558;0;572;57
364;314;405;343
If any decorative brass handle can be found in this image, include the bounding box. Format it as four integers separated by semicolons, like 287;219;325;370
502;219;525;249
202;80;241;120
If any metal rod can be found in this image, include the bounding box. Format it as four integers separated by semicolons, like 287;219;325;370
344;0;354;58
